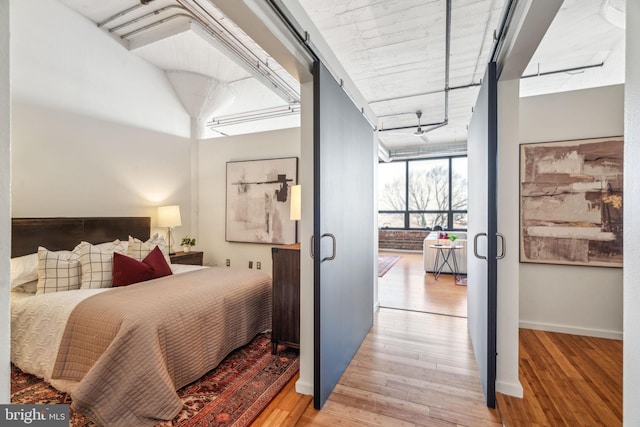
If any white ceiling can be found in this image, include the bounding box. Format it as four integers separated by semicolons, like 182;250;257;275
57;0;625;154
58;0;302;138
297;0;625;158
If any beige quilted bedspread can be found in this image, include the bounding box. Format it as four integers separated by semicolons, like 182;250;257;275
51;267;272;427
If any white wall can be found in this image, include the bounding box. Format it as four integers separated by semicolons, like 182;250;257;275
519;84;624;339
11;102;193;238
11;0;190;139
197;127;301;272
624;1;640;424
297;81;314;395
496;79;522;397
0;0;11;403
10;0;195;239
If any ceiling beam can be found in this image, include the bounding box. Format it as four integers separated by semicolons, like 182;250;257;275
212;0;313;84
253;0;378;127
495;0;563;81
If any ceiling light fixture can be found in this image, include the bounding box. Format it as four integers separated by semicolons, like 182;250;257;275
414;111;424;135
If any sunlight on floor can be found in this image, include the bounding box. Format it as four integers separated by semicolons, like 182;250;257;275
378;251;467;318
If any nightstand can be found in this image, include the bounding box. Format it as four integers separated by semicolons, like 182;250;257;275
170;251;204;266
271;243;300;354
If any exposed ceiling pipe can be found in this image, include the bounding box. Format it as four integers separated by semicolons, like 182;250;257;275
108;5;187;33
206;104;300;128
387;142;467;161
120;13;193;38
101;0;300;105
98;3;148;28
176;0;300;103
370;82;480;105
520;62;605;79
256;0;377;130
373;60;604;111
378;0;451;134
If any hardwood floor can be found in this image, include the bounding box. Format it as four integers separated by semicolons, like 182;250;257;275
255;261;496;427
378;251;467;318
252;372;312;426
497;328;622;426
255;253;622;427
296;308;500;426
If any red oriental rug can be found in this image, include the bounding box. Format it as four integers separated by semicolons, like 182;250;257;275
11;333;299;427
378;255;401;277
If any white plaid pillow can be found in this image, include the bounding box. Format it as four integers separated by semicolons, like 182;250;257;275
95;239;126;254
127;234;170;264
36;247;81;295
76;242;114;289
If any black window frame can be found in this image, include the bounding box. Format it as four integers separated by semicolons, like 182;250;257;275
378;155;468;231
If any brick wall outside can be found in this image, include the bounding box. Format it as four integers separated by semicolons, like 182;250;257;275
378;229;430;251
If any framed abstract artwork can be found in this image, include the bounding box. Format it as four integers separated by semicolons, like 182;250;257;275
226;157;298;244
520;136;623;267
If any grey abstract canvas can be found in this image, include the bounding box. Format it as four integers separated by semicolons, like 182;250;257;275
226;157;298;244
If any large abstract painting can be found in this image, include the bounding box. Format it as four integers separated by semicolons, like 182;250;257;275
226;157;298;244
520;137;623;267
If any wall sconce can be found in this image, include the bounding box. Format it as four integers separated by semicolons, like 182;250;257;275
290;185;301;221
290;185;301;244
157;205;182;254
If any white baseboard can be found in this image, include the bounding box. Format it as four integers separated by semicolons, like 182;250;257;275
295;379;313;396
496;379;523;398
519;321;622;340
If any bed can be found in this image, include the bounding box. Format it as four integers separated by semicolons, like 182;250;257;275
10;217;272;426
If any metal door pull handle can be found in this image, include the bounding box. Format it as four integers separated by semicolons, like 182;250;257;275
474;232;487;260
321;233;336;262
497;233;506;260
311;233;337;261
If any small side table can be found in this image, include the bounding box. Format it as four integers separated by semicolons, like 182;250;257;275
430;245;462;281
170;251;204;266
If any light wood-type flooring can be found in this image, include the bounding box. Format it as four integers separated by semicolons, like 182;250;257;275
254;251;622;426
497;328;622;426
378;251;467;317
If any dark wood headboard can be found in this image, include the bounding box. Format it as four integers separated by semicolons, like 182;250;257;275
11;217;151;257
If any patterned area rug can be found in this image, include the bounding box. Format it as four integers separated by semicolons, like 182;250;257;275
378;255;401;277
11;333;299;427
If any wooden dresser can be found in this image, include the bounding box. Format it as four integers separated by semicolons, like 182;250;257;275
271;243;300;354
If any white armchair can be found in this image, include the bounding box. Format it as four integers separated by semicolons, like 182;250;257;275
423;232;468;274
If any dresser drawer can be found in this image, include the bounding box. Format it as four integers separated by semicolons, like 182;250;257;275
170;251;203;266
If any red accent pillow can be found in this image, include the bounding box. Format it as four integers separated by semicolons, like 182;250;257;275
112;247;173;287
144;246;173;278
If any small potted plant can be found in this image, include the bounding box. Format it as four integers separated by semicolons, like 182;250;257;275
181;236;196;252
448;233;458;247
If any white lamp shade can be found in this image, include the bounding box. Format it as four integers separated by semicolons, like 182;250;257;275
157;205;182;228
290;185;301;221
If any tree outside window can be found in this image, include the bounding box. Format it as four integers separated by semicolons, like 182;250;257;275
378;156;468;230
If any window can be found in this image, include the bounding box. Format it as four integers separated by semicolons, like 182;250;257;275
378;156;468;230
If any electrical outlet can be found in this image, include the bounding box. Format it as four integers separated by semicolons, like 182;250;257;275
249;261;253;269
256;262;261;270
226;259;230;267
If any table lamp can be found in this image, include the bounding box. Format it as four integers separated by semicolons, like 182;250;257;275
157;205;182;255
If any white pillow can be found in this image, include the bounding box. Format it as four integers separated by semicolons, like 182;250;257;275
76;242;115;289
12;280;38;294
95;239;126;254
10;253;38;289
36;247;81;295
127;234;170;264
